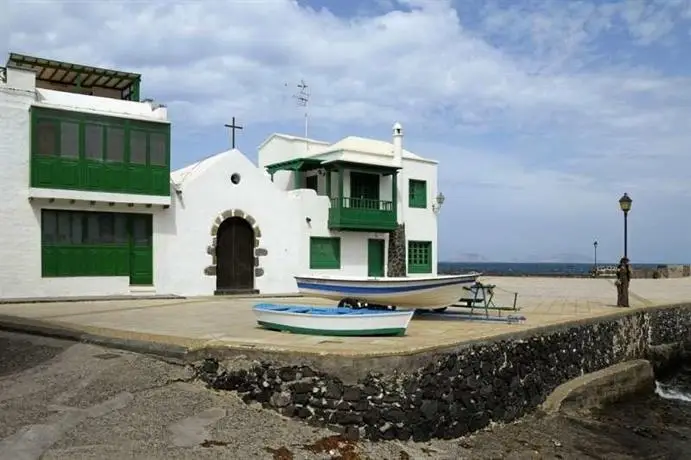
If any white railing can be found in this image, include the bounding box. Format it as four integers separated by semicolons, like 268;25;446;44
0;67;6;84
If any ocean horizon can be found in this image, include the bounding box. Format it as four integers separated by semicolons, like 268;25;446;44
438;261;669;277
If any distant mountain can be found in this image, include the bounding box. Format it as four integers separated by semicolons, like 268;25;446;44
442;253;593;264
542;253;592;263
444;252;489;262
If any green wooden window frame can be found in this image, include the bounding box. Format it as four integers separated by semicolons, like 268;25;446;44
408;240;432;274
409;179;427;208
41;209;152;278
30;107;171;196
309;237;341;269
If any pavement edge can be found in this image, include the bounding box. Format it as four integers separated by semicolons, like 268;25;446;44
0;314;190;362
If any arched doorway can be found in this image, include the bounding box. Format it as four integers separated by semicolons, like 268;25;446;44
215;217;255;294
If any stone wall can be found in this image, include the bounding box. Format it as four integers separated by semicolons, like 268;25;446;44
387;224;406;277
633;264;691;279
197;304;691;442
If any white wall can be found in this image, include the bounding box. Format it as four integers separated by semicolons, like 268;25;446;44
258;135;330;192
260;135;294;193
258;135;294;169
288;190;389;278
159;150;304;296
257;135;328;169
36;85;168;122
399;157;439;275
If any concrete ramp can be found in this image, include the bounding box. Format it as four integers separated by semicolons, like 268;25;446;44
541;359;655;416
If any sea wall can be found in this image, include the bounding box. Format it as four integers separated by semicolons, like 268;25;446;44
540;360;655;416
197;304;691;442
633;264;691;279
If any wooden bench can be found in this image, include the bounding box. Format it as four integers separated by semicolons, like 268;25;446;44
456;297;484;307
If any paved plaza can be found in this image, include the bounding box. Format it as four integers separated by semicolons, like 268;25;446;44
0;276;690;358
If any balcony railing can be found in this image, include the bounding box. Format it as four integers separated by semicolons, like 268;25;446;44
328;196;397;231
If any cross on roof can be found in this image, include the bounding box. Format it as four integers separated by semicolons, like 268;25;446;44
224;117;243;149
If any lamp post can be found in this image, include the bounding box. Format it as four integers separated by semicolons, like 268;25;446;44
593;240;598;276
618;193;632;259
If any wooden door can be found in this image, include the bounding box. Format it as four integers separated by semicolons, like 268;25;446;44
129;214;153;285
367;239;385;277
216;217;254;294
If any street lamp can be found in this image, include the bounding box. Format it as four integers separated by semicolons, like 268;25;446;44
593;241;598;276
618;193;632;259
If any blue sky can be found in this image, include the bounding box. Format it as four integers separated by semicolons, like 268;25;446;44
4;0;691;263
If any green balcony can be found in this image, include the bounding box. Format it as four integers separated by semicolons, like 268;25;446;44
328;197;397;231
30;106;170;197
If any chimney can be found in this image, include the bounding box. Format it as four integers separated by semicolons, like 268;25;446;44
392;122;403;167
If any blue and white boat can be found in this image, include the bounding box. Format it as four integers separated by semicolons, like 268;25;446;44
294;273;480;310
252;303;415;336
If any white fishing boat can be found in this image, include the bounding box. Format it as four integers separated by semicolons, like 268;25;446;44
252;303;415;336
294;273;481;310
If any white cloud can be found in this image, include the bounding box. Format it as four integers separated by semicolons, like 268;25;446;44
4;0;691;262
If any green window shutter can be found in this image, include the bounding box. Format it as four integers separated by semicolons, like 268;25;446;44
59;121;80;159
35;119;59;157
105;126;125;163
40;209;147;278
84;124;104;161
408;179;427;208
149;132;168;166
408;240;432;273
310;237;341;269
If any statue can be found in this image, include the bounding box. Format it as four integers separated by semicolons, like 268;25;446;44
615;257;632;307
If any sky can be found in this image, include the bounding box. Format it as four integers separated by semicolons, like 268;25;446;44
3;0;691;264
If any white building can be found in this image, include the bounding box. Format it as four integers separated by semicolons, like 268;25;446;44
0;53;443;300
257;126;441;281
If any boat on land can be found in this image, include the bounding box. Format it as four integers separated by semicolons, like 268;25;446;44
252;303;415;336
293;273;481;310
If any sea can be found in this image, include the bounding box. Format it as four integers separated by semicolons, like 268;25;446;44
592;363;691;458
438;261;662;277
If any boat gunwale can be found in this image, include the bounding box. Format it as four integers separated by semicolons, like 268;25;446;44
293;273;481;284
253;304;415;319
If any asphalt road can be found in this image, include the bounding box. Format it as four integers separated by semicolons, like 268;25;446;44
0;331;444;460
0;331;339;459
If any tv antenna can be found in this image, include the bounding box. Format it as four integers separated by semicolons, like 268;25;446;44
292;80;311;154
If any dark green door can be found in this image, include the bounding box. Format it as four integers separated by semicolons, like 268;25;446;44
129;214;153;285
367;239;385;277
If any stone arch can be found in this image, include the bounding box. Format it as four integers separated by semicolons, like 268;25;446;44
204;209;267;281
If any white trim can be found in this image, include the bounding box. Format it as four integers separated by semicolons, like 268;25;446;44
316;149;439;166
129;285;157;294
30;102;170;125
28;187;172;206
257;133;330;151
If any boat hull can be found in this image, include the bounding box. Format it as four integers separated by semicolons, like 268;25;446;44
294;273;480;310
253;304;414;336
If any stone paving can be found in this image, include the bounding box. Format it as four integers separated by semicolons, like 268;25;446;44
0;276;689;357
